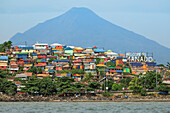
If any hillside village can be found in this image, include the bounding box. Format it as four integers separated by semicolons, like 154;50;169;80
0;41;169;98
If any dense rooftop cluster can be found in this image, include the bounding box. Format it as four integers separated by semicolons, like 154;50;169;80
0;41;169;95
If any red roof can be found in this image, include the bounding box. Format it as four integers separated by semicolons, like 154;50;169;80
115;66;122;69
93;46;98;49
110;70;116;72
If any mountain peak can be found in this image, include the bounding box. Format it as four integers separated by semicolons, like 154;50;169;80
66;7;95;15
9;7;170;64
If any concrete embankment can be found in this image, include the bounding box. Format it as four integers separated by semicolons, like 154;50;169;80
0;94;170;102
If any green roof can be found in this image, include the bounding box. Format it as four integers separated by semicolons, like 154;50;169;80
15;52;28;55
107;66;116;69
97;69;105;71
37;59;42;62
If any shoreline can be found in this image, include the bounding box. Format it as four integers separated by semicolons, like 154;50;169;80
1;96;170;102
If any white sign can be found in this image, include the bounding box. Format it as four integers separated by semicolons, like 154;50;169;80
126;52;153;62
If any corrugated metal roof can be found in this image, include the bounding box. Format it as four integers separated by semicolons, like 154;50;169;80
0;56;8;60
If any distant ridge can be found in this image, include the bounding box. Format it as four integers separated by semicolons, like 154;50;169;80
10;7;170;64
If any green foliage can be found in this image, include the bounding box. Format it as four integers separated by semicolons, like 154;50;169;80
140;89;147;96
48;58;55;62
106;62;116;67
17;66;24;73
0;69;15;78
37;67;42;74
22;76;56;96
74;82;85;92
139;71;162;89
131;86;147;96
57;70;70;73
119;77;132;87
0;78;17;95
112;83;122;91
81;73;93;82
159;64;164;67
14;77;22;81
26;67;37;74
0;41;12;52
95;58;100;64
132;86;142;94
167;62;170;70
38;77;56;96
71;69;84;75
129;77;140;90
156;85;170;92
102;92;112;97
88;81;101;90
56;77;74;83
102;80;114;91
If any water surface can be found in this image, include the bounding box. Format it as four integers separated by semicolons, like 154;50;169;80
0;102;169;113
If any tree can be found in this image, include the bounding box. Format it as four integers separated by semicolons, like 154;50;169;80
156;85;170;92
38;77;56;96
129;77;140;90
48;58;55;62
37;67;42;74
21;75;40;95
95;58;100;64
167;62;170;70
106;62;116;67
74;82;85;92
0;41;13;52
119;77;132;87
112;83;122;91
140;71;162;89
0;78;17;95
71;69;84;75
132;86;142;95
88;81;101;90
81;73;93;82
27;67;37;74
102;80;114;91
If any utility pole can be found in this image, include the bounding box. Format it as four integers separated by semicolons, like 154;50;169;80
156;67;157;87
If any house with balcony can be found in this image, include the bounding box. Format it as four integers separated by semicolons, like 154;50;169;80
64;47;73;55
37;53;47;59
84;61;96;74
18;47;34;53
15;53;28;59
33;42;48;50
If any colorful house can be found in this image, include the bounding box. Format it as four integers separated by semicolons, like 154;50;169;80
84;61;96;74
18;47;34;53
33;42;48;50
64;47;73;55
16;53;28;58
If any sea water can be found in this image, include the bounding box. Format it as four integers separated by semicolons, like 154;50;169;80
0;102;169;113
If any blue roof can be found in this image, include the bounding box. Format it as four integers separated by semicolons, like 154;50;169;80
32;53;37;56
86;47;92;49
115;70;123;73
117;57;127;59
53;59;69;62
130;63;143;67
0;56;8;60
67;73;71;76
23;58;30;60
146;62;157;67
93;49;106;53
46;64;54;66
18;47;34;49
64;47;73;50
38;53;46;55
51;46;56;49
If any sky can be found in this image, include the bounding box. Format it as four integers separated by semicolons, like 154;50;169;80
0;0;170;48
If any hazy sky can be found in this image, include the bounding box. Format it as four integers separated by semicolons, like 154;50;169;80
0;0;170;48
